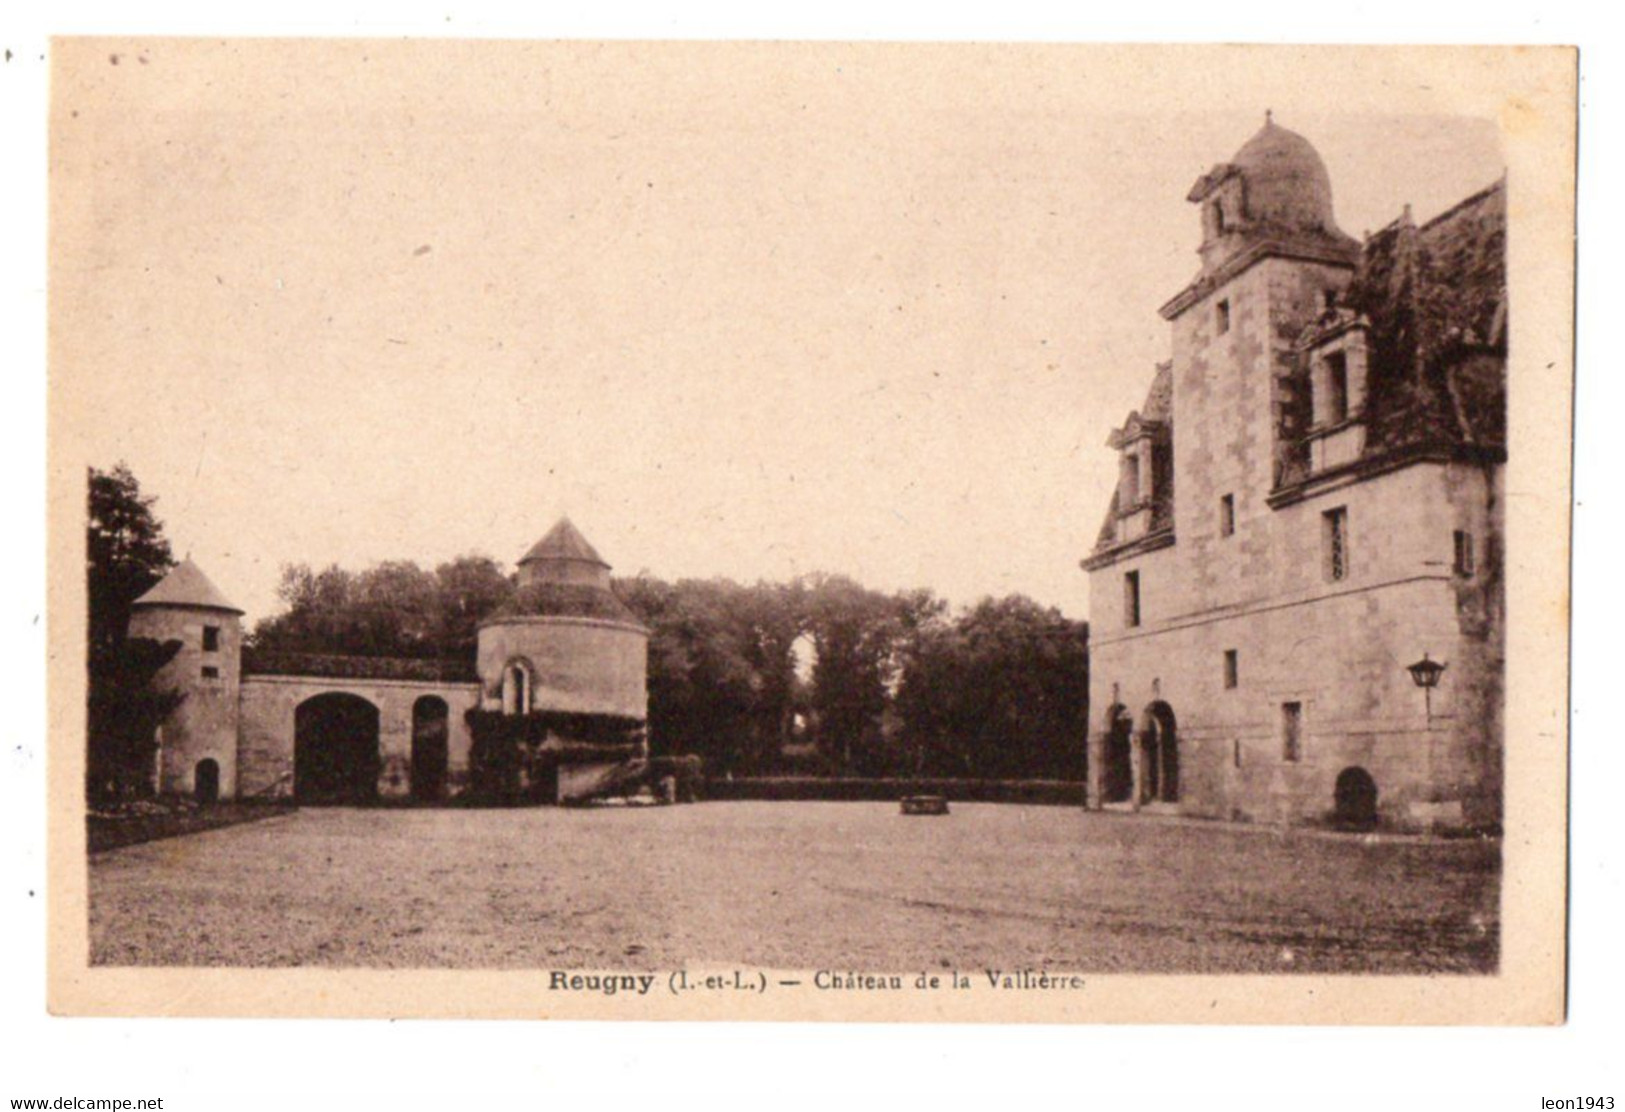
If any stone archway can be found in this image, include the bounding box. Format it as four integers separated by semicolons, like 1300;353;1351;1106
411;695;450;802
1103;704;1135;804
1334;766;1379;828
1139;701;1179;805
294;692;381;804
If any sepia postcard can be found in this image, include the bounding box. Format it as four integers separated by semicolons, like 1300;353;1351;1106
46;38;1576;1023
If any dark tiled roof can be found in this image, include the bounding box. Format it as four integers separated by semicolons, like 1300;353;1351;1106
520;517;609;567
486;581;646;627
131;559;242;613
1282;178;1506;487
242;649;478;683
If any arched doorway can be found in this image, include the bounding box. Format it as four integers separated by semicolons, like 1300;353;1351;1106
1103;705;1134;804
294;692;381;804
1334;767;1379;828
1139;702;1179;805
194;758;220;804
411;696;450;802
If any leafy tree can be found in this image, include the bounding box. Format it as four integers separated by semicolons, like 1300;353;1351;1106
251;556;512;659
86;637;184;800
86;464;179;798
729;580;808;769
896;595;1089;779
618;575;763;773
801;574;910;773
434;555;513;657
251;563;362;654
87;464;174;665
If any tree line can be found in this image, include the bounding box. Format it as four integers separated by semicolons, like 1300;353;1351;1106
254;564;1090;780
89;464;1090;792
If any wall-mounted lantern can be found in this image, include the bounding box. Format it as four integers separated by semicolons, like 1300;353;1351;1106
1406;652;1448;724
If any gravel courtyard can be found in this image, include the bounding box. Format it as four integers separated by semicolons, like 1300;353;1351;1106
88;802;1499;973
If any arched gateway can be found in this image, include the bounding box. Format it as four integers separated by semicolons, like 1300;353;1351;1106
411;696;450;802
294;693;381;804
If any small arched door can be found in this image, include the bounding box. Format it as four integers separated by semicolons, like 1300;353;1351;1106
411;696;450;802
194;758;220;804
1334;767;1379;827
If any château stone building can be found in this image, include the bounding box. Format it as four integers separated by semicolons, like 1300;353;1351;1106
129;517;649;804
1082;117;1505;831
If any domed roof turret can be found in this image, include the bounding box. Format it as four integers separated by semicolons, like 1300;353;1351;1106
1229;117;1342;237
1164;115;1361;318
130;558;243;614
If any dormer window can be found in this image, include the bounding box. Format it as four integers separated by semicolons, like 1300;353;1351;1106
1122;453;1142;507
1297;323;1371;477
1305;327;1368;432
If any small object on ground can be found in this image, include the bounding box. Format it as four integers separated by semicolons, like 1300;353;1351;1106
900;795;949;815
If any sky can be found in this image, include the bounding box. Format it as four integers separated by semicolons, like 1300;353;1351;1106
51;41;1506;625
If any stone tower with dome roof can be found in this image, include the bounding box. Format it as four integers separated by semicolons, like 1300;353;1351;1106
1083;118;1506;831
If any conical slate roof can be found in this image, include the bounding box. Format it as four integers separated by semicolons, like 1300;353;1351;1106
491;518;645;629
520;517;610;568
131;559;243;614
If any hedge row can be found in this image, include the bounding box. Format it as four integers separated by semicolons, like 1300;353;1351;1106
702;777;1087;806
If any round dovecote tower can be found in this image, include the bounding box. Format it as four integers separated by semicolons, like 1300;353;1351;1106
476;518;649;728
127;559;244;801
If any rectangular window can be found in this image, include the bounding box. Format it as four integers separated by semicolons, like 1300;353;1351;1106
1124;570;1141;628
1323;351;1349;424
1281;702;1303;762
201;665;220;679
1322;507;1349;582
1233;738;1243;769
1454;530;1476;576
1219;493;1235;537
1216;298;1231;335
1223;649;1239;689
202;625;220;652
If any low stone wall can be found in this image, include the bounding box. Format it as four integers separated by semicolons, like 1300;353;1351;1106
704;778;1088;806
237;673;481;800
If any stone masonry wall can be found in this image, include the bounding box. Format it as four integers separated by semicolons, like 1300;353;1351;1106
237;675;480;800
476;618;648;720
1088;251;1502;829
